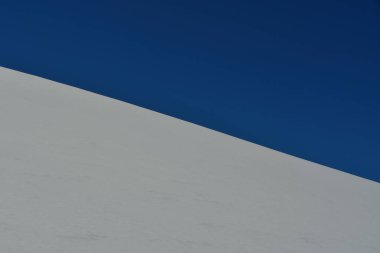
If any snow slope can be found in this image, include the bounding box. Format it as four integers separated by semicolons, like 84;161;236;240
0;66;379;253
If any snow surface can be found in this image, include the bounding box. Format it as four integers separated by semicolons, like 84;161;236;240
0;66;379;252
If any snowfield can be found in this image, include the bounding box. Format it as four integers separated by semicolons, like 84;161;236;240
0;66;379;252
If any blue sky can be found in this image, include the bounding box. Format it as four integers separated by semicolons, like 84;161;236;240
1;0;380;182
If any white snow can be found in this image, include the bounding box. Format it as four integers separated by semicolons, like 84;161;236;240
0;66;379;252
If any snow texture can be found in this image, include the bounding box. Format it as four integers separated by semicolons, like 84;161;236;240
0;66;379;252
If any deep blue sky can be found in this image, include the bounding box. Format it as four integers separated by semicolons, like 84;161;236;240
1;0;380;182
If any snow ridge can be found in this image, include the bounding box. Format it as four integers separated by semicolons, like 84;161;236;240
0;67;379;252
